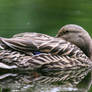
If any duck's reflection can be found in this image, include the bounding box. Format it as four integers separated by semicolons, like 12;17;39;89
0;67;92;92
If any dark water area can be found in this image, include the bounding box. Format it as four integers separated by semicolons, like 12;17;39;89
0;0;92;92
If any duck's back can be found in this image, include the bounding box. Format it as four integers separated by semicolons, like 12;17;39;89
0;32;79;57
0;32;90;57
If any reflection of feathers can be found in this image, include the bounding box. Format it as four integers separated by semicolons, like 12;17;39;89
0;67;91;87
33;67;91;85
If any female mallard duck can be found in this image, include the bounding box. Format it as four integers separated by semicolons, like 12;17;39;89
0;24;92;70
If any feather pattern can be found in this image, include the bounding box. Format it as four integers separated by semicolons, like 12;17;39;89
0;49;91;70
0;33;87;57
0;24;92;70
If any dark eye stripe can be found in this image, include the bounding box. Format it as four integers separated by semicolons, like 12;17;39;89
65;30;69;33
65;30;80;34
69;31;80;33
61;30;69;35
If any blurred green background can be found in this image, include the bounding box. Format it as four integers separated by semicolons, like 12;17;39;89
0;0;92;38
0;0;92;92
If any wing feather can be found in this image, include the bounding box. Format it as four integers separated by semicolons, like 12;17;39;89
0;34;76;57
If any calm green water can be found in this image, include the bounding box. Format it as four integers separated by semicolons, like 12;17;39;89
0;0;92;92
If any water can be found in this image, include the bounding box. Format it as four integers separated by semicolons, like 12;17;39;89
0;68;92;92
0;0;92;92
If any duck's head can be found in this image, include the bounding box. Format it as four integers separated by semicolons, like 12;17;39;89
56;24;92;60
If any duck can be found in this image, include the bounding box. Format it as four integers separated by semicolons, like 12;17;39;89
0;24;92;70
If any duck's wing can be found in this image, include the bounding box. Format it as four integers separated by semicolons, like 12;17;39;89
0;33;54;51
0;32;83;56
0;37;38;51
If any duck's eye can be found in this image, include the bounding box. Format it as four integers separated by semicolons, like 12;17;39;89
62;30;69;34
65;30;69;33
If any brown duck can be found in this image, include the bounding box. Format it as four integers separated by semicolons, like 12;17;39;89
0;24;92;70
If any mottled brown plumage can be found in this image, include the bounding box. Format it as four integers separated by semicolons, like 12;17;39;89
56;24;92;60
0;24;92;70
